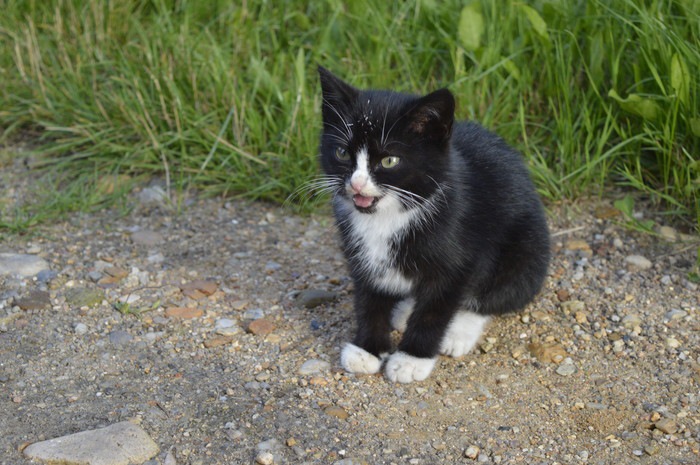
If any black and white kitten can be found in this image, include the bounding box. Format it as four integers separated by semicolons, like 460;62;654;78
317;67;550;383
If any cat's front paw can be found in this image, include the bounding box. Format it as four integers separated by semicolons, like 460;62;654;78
385;352;436;383
340;343;383;374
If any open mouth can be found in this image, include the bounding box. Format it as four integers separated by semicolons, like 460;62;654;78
352;194;379;210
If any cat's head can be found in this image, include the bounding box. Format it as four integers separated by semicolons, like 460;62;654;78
318;66;454;215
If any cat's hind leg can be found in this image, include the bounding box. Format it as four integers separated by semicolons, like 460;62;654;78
439;311;490;357
390;297;415;332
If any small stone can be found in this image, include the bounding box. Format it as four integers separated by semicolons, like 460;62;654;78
286;438;297;447
36;269;58;283
23;421;159;465
528;342;567;363
109;330;133;346
574;311;588;324
298;359;331;375
594;205;620;219
255;451;274;465
243;308;265;320
0;253;50;277
204;335;233;348
296;289;338;308
665;338;681;349
556;364;577;376
165;307;203;319
87;271;103;282
556;289;570;302
14;290;51;310
464;445;480;459
625;255;652;271
214;318;240;336
74;323;88;335
654;418;678;434
181;280;218;298
104;266;129;279
247;318;275;336
566;239;592;255
66;287;104;308
664;309;687;322
658;225;679;242
324;406;349;420
138;186;168;206
265;261;282;273
561;300;585;313
131;230;164;246
621;314;643;330
644;443;660;456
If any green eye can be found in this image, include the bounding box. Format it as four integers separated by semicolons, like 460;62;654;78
380;156;400;169
335;147;350;161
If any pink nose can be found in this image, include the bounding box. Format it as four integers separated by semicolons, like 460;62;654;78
350;179;365;194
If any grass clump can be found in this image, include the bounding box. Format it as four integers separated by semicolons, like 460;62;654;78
0;0;698;230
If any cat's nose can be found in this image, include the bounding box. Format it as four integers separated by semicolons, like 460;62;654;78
350;175;368;194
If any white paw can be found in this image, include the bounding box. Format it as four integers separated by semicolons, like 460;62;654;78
340;343;382;374
440;312;491;357
385;351;436;383
391;298;415;332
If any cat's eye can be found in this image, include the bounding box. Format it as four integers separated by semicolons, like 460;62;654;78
335;147;350;162
380;156;400;169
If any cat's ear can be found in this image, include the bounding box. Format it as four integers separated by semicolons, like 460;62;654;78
407;89;455;141
318;66;358;123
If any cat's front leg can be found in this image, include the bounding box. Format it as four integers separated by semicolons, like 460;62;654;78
341;286;399;375
385;289;462;383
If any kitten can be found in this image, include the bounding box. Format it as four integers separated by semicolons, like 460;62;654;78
317;67;550;383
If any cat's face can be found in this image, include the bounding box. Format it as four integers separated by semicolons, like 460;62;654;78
318;67;455;215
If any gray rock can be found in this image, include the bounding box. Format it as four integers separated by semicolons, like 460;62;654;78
23;421;159;465
138;186;168;206
87;271;103;282
243;308;265;320
621;314;643;330
131;230;164;247
556;363;577;376
36;269;58;283
664;309;687;321
296;289;338;308
298;359;331;375
624;255;652;271
109;330;133;346
0;253;50;277
215;318;241;336
74;323;88;335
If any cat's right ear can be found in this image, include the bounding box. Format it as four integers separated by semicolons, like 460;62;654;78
318;66;358;122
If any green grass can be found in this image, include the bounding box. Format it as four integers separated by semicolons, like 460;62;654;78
1;0;698;231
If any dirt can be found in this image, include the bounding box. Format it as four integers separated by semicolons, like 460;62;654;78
1;157;699;465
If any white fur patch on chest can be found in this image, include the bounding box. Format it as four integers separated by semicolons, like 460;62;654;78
338;195;417;295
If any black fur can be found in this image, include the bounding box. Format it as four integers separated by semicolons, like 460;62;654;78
318;67;550;361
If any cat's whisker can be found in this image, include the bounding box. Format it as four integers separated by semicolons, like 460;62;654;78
322;98;353;140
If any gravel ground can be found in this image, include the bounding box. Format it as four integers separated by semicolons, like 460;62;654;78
1;157;699;465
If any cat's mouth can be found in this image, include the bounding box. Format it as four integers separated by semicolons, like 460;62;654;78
352;194;380;210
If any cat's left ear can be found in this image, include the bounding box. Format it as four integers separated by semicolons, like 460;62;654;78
407;89;455;141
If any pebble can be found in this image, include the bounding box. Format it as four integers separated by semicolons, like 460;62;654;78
138;186;168;206
109;330;133;346
561;300;585;313
14;290;51;310
664;309;687;321
74;323;88;335
0;253;50;277
464;445;480;459
255;451;274;465
203;335;233;348
621;314;642;330
247;318;275;336
527;342;567;363
214;318;240;336
665;338;681;349
87;271;103;282
243;308;265;320
165;307;203;319
36;269;58;283
296;289;338;308
625;255;652;271
324;406;349;419
654;418;678;434
180;280;218;298
131;230;164;246
298;359;331;375
658;225;679;242
556;363;577;376
65;288;105;308
23;421;159;465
